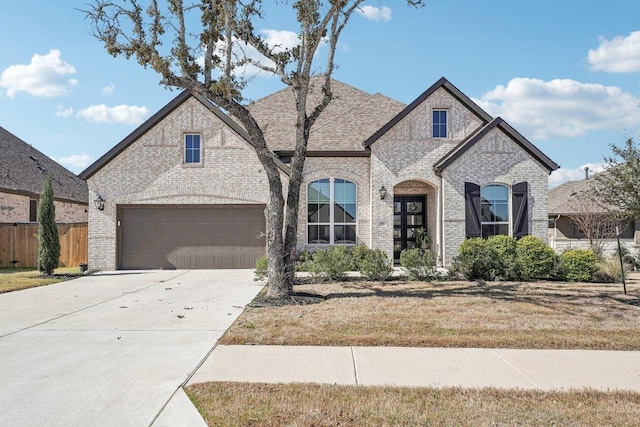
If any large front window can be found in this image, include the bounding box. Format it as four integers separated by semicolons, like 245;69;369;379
307;178;357;244
481;184;509;237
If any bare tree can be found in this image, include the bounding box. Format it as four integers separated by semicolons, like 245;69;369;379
84;0;423;298
568;190;619;254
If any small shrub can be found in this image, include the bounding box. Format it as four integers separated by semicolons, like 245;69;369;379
485;235;520;280
308;245;352;281
559;249;599;282
456;238;499;281
295;249;314;272
400;248;437;280
359;248;393;281
254;256;268;281
516;236;557;280
349;245;370;271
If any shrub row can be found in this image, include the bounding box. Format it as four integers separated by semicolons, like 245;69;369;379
256;238;615;283
254;245;394;282
456;235;602;282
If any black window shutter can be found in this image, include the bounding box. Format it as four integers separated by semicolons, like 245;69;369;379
512;182;529;237
465;182;481;238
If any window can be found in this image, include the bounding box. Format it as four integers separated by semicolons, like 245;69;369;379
465;182;528;239
29;200;38;222
480;184;510;237
184;134;201;164
307;178;357;244
432;109;447;138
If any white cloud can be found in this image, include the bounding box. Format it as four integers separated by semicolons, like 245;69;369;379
549;163;606;188
55;154;94;170
76;104;149;124
0;49;78;97
587;31;640;73
102;82;115;94
55;104;73;118
219;29;300;77
357;5;392;22
474;78;640;140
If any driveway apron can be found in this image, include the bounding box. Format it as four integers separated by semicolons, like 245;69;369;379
0;269;262;427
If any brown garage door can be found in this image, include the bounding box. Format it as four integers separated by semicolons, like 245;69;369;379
118;205;265;269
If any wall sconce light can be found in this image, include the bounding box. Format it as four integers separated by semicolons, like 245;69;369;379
379;186;387;200
94;195;105;211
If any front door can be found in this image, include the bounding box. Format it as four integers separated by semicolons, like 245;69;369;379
393;196;426;263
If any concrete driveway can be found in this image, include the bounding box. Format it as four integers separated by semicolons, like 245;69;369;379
0;269;262;427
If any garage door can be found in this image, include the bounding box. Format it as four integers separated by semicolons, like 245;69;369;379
118;205;266;269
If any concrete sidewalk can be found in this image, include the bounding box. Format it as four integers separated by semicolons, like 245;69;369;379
189;345;640;391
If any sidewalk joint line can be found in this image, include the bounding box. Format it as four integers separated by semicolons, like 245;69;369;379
491;349;538;389
350;346;359;385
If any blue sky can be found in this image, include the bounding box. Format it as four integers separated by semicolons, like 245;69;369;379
2;1;640;188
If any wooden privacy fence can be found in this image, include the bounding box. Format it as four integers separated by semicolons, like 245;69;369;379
0;223;88;268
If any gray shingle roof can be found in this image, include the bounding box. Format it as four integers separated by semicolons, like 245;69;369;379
0;126;88;204
247;77;405;152
548;178;605;215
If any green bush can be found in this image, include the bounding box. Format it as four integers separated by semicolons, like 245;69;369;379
456;238;499;281
400;248;437;280
308;245;352;281
253;256;268;281
485;235;520;280
359;248;393;281
559;249;599;282
349;245;370;271
516;236;557;280
295;249;314;272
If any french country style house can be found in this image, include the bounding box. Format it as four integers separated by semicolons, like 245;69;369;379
80;77;559;270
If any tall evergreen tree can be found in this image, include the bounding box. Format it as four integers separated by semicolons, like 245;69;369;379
38;176;60;275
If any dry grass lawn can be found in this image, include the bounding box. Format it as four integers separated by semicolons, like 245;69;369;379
186;382;640;427
0;267;83;294
220;280;640;350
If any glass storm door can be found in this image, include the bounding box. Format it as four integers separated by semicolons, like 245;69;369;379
393;196;426;263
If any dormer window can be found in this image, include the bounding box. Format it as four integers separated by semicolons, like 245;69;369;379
432;109;448;138
184;134;201;164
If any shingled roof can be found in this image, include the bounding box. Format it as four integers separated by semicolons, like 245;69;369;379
0;126;88;204
548;177;606;215
247;76;405;152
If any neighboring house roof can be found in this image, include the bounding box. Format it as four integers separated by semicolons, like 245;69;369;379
433;117;560;174
548;177;606;215
363;77;493;148
80;90;290;180
0;126;88;204
248;76;405;152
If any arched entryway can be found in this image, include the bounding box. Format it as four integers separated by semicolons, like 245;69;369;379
393;180;437;264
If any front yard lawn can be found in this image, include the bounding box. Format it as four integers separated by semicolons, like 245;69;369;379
0;267;84;294
186;382;640;427
220;280;640;350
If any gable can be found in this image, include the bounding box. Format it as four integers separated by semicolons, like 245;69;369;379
434;117;559;174
363;77;492;148
80;90;289;180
